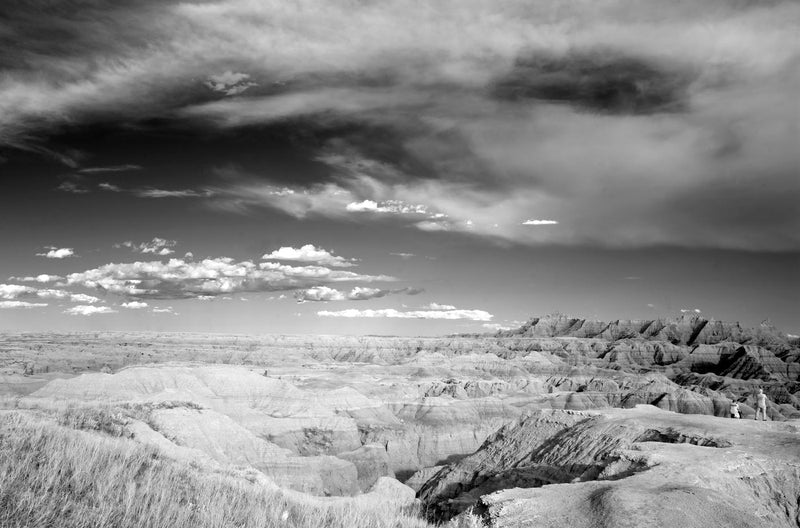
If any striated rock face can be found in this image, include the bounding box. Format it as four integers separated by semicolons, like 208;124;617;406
335;444;393;492
147;407;360;496
501;313;793;352
424;406;800;527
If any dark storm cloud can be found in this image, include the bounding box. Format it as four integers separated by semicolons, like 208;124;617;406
1;0;798;251
491;52;693;114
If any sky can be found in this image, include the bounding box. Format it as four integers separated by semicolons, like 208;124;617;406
0;0;798;336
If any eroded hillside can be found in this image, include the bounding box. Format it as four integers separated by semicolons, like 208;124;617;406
1;315;799;527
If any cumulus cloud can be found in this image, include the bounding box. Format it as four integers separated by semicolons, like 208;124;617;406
294;286;345;302
0;300;48;309
69;293;101;304
66;257;394;299
317;307;493;321
152;306;177;314
1;284;101;304
116;237;177;256
121;301;148;309
263;244;356;267
35;289;100;303
36;247;75;259
0;284;38;299
390;252;415;259
65;305;117;316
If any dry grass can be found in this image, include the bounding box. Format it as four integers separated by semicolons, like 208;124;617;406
0;410;434;528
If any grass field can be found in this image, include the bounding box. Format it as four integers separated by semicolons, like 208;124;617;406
0;405;437;528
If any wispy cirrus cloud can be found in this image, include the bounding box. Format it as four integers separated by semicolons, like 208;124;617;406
294;285;423;303
115;237;177;256
11;274;63;283
522;219;558;226
78;165;141;174
317;307;493;321
65;305;117;316
0;300;48;309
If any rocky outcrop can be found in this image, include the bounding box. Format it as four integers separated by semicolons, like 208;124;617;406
500;313;793;352
424;406;800;526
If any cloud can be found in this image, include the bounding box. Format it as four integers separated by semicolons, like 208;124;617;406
36;247;75;259
205;71;257;96
522;220;558;226
294;285;422;303
0;284;38;299
425;302;456;310
56;181;89;194
65;305;117;316
66;257;394;300
78;165;141;174
33;289;70;300
262;244;356;267
390;252;415;259
99;182;122;192
0;300;48;309
116;237;177;256
294;286;345;302
152;306;177;314
346;199;431;215
133;188;214;199
2;0;799;251
681;308;702;314
317;307;493;321
69;293;101;304
1;284;101;304
121;301;149;309
12;274;63;283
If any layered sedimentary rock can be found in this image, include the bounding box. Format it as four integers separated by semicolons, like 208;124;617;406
5;314;798;508
423;406;800;527
500;313;792;352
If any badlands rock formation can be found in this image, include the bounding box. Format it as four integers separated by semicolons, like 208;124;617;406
1;314;798;524
438;406;800;527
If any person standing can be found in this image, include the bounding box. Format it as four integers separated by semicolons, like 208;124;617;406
755;388;769;421
729;399;740;419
